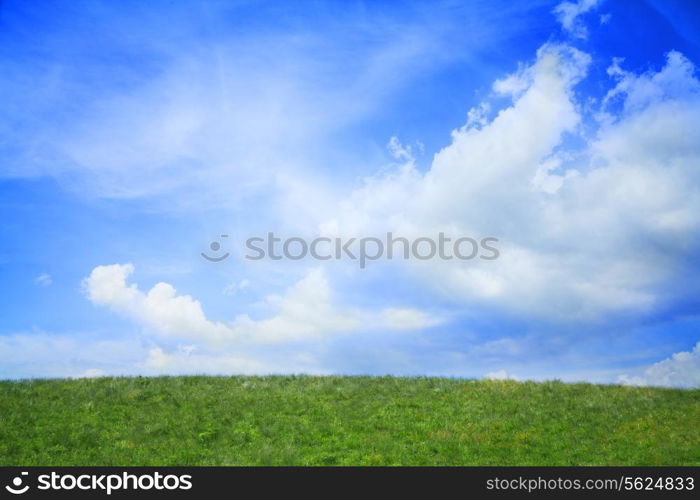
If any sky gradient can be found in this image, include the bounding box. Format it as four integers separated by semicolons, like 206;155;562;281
1;0;700;387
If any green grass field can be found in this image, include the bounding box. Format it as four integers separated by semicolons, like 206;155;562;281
1;376;698;466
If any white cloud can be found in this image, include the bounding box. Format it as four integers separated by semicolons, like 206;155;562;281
387;136;415;163
0;331;326;378
82;264;442;346
34;273;52;287
378;308;442;330
230;268;362;343
1;5;495;208
553;0;602;39
618;342;700;388
69;43;692;382
0;332;146;379
6;3;700;384
484;370;520;381
83;263;234;344
314;45;700;324
141;347;267;375
223;279;250;296
602;51;700;114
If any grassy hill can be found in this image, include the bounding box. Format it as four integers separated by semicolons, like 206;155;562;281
1;376;698;465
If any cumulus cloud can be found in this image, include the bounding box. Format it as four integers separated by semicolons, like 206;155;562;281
553;0;602;39
83;263;233;343
317;44;700;324
76;43;700;380
82;264;442;346
618;342;700;388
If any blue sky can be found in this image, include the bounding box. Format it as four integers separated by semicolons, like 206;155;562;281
1;0;699;386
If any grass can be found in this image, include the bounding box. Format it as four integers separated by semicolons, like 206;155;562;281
0;376;698;466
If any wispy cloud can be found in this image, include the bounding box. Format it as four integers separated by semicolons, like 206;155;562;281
34;273;52;287
553;0;602;39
